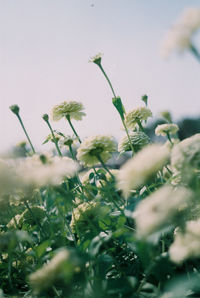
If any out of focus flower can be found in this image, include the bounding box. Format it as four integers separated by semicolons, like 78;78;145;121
133;186;192;238
29;249;80;294
51;101;86;121
169;219;200;264
0;159;17;197
117;144;170;197
161;7;200;57
17;154;78;188
118;131;150;153
59;135;75;147
160;110;172;123
171;134;200;171
7;214;22;229
125;107;152;129
155;123;179;136
77;135;116;166
70;201;100;234
43;131;62;144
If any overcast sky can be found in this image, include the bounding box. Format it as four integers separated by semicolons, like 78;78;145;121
1;0;200;153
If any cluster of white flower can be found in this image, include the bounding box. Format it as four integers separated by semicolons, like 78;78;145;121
155;123;179;137
161;7;200;57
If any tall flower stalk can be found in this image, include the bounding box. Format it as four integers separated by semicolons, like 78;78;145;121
10;105;36;154
90;54;135;154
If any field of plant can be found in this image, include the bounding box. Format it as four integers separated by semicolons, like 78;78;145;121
1;7;200;298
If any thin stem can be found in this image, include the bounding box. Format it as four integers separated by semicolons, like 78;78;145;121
137;120;145;132
69;144;76;160
190;44;200;63
24;201;46;237
166;132;173;145
121;118;135;154
66;115;82;144
16;114;35;154
98;64;117;98
96;154;114;178
45;120;62;157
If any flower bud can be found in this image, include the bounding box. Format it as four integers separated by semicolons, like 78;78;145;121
10;104;20;115
42;114;49;122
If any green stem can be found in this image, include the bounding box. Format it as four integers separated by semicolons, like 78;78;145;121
24;201;46;237
166;132;173;145
137;120;145;132
66;115;82;144
45;120;62;157
190;44;200;63
96;154;114;178
121;118;135;154
98;64;117;98
16;114;35;154
69;144;76;160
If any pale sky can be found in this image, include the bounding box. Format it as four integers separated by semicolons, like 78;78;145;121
1;0;200;153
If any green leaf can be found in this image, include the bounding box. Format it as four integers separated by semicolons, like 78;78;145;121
112;97;125;120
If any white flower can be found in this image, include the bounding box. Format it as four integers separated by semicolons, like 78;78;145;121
161;7;200;57
171;133;200;171
133;186;192;238
17;154;78;188
51;101;86;121
29;249;70;293
117;144;170;197
169;219;200;264
77;135;117;166
155;123;179;137
125;107;152;129
89;53;103;64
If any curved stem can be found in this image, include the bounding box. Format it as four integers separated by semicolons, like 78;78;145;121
66;116;82;144
98;64;117;98
45;120;62;157
16;114;35;154
97;154;114;178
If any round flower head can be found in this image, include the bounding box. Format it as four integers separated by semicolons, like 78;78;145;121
117;144;170;197
171;134;200;171
125;107;152;129
169;219;200;264
155;123;179;137
133;186;192;238
161;8;200;57
77;135;117;166
51;101;86;121
118;131;150;153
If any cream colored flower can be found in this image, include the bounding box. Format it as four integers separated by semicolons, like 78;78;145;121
125;107;152;129
89;53;103;64
59;135;75;147
155;123;179;136
17;154;78;188
171;134;200;171
161;7;200;57
169;219;200;264
51;101;86;121
70;201;100;234
118;131;150;153
133;186;192;238
77;135;117;166
29;249;70;293
117;144;170;197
